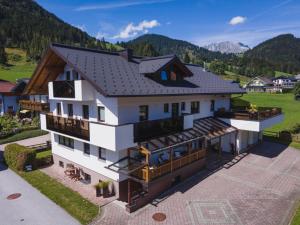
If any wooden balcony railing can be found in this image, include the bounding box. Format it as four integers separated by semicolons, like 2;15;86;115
132;149;206;182
19;100;49;112
46;114;90;140
133;116;184;143
53;80;75;98
215;107;282;121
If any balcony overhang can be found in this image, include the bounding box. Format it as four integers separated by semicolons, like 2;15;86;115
218;113;284;132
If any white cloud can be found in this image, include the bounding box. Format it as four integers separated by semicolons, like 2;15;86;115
229;16;247;26
74;24;86;31
75;0;174;11
113;20;160;39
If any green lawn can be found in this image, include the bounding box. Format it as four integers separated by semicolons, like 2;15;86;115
274;70;293;77
232;93;300;132
222;71;251;86
0;129;48;145
19;170;99;225
0;48;35;82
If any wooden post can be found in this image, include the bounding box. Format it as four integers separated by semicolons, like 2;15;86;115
128;179;131;205
170;148;173;172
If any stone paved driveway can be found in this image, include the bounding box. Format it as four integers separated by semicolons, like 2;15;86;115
96;141;300;225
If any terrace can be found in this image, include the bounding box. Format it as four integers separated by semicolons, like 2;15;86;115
19;100;50;112
46;113;89;140
215;106;282;121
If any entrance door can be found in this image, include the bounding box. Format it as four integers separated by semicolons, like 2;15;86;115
171;103;179;118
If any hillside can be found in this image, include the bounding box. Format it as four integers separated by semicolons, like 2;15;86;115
243;34;300;74
0;0;116;61
121;34;237;65
0;48;35;82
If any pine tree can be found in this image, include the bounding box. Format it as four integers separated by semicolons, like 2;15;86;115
183;52;191;63
0;46;7;65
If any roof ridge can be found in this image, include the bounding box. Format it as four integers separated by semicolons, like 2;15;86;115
141;54;176;61
51;43;120;56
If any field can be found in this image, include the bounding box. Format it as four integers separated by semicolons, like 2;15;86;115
232;92;300;132
222;71;251;86
0;48;36;82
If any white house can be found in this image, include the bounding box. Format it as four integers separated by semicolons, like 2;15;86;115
24;44;283;212
272;75;297;92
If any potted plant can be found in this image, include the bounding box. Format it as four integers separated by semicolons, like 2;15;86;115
247;104;258;114
102;181;110;198
94;182;102;197
108;181;115;196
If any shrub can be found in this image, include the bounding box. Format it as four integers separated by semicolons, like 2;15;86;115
4;144;36;171
290;123;300;134
35;150;53;168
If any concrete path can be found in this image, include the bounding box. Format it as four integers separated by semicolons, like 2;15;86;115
0;134;50;152
96;142;300;225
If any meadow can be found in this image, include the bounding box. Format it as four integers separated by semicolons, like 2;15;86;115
232;92;300;132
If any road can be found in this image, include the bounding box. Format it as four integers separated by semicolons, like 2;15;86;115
0;134;80;225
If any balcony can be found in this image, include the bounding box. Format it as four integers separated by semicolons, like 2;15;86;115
46;114;90;140
49;80;94;101
133;116;184;143
215;107;284;132
214;107;282;121
19;100;49;112
135;149;206;182
52;80;75;98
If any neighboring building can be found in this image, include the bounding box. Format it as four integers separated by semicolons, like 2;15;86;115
0;78;29;115
271;76;297;92
243;76;273;92
294;74;300;82
24;44;284;212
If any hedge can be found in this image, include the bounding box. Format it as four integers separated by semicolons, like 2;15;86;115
4;144;36;171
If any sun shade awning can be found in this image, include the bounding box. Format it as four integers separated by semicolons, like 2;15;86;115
133;117;237;154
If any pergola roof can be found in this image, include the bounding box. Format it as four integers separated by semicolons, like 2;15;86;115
136;117;237;154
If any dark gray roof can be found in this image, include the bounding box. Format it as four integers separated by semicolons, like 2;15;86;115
51;44;245;97
139;55;175;74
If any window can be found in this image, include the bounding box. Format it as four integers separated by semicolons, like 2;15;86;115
98;147;106;160
84;173;91;183
83;143;90;155
59;161;64;168
191;101;200;114
66;71;71;80
57;103;61;115
181;102;186;111
67;104;73;117
210;100;215;112
82;105;89;119
160;71;168;81
164;103;169;113
73;70;79;80
58;135;74;149
97;106;105;122
139;105;148;121
170;71;177;81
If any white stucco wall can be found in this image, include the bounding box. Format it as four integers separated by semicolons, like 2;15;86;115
51;133;122;181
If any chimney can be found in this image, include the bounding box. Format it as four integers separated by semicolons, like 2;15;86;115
119;48;133;61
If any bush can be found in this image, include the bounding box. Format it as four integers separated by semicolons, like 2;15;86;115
35;150;53;168
290;123;300;134
4;144;36;171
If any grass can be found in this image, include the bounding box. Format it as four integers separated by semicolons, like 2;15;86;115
232;92;300;132
18;170;98;224
274;70;293;77
0;129;48;145
36;149;52;159
0;48;35;82
222;71;251;86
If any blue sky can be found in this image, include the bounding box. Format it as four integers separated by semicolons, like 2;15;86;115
36;0;300;47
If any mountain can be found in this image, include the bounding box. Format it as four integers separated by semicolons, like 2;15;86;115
243;34;300;74
0;0;115;61
204;41;250;54
121;34;237;65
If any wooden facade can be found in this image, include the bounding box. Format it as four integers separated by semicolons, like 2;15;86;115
19;100;50;112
